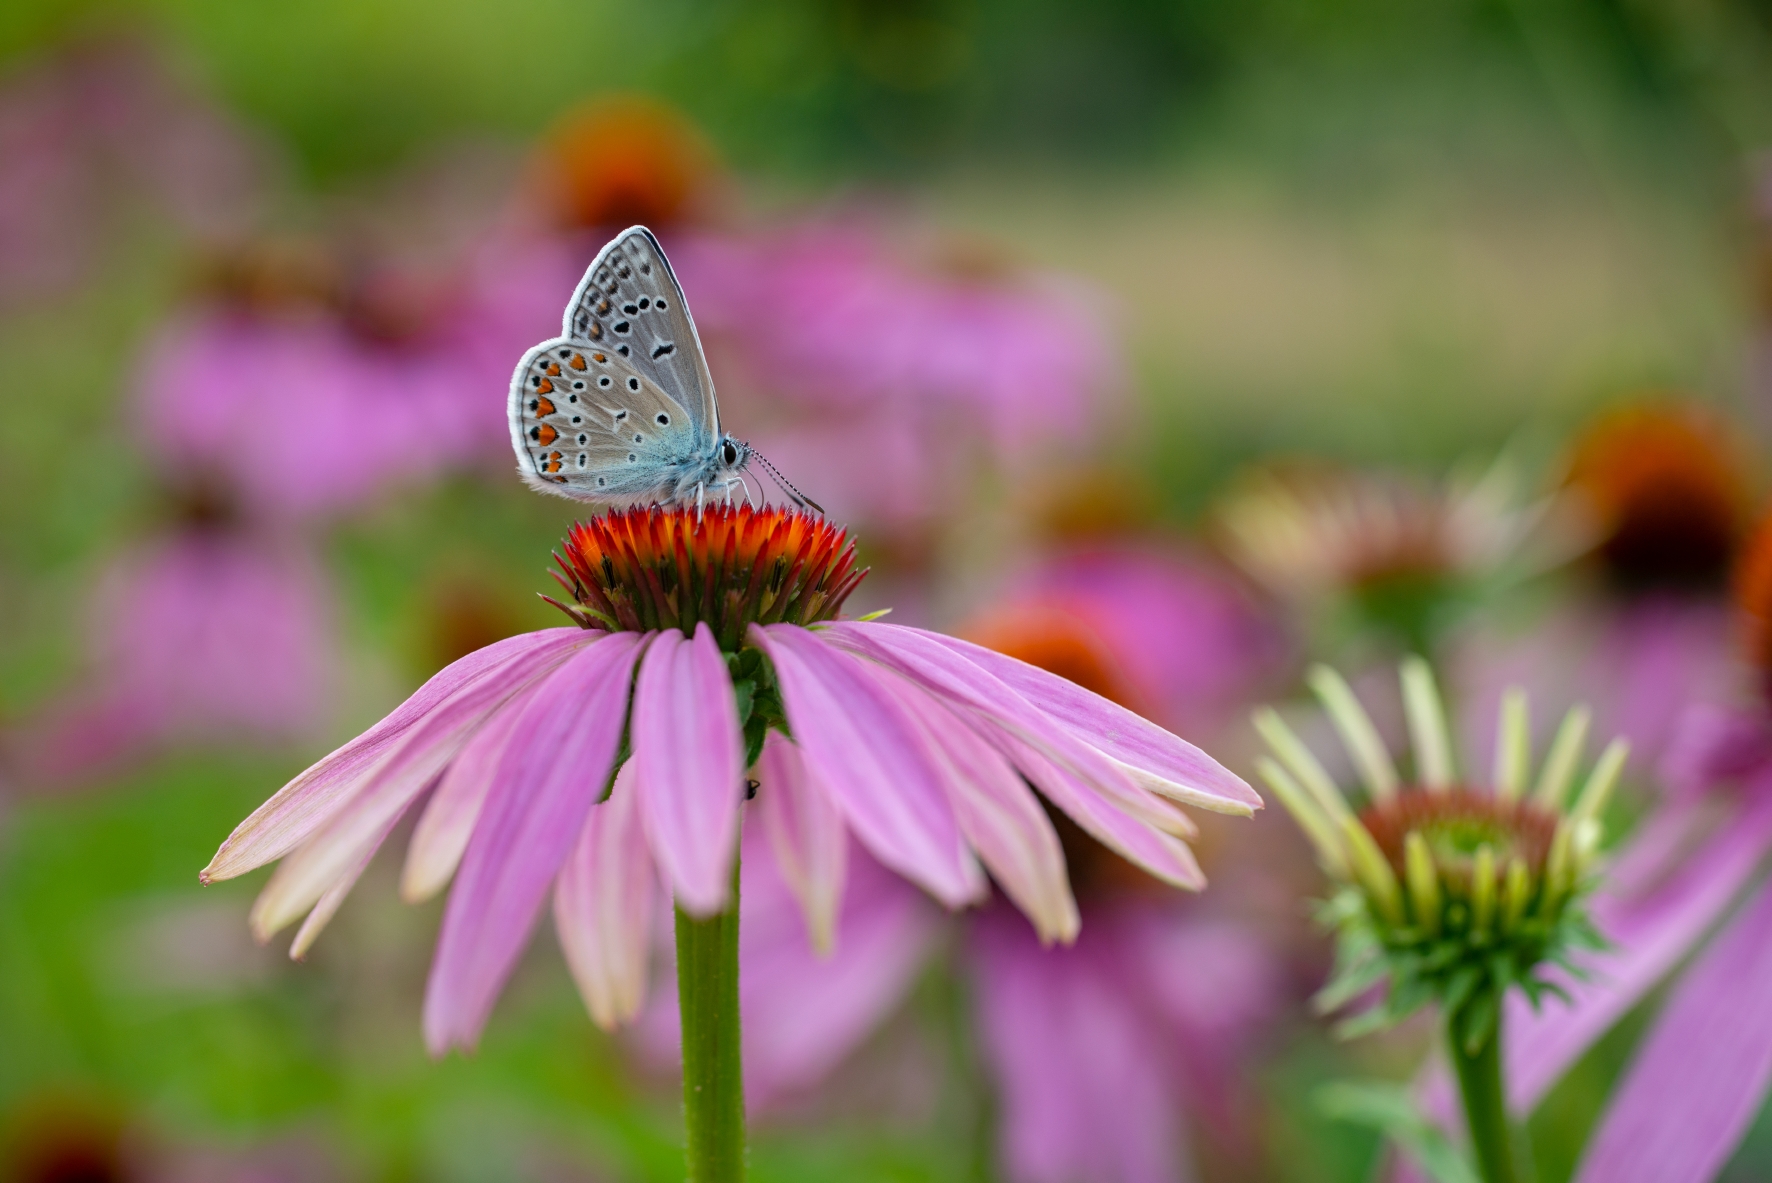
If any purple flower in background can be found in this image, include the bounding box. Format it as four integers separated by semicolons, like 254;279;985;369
200;506;1257;1056
673;222;1121;530
14;531;336;785
0;34;271;309
640;550;1284;1180
11;234;511;784
1455;401;1751;771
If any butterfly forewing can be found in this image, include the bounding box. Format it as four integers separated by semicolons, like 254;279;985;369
563;227;719;443
509;339;706;501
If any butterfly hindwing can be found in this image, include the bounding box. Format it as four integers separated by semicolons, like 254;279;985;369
563;226;719;443
509;338;707;501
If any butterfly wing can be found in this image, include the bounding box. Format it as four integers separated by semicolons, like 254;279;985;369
562;226;720;444
509;339;709;502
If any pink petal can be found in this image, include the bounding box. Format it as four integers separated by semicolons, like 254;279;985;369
1505;791;1772;1110
288;801;411;960
822;621;1199;840
401;677;545;904
876;673;1079;943
632;623;746;916
749;624;980;906
1574;877;1772;1183
996;729;1205;891
755;732;849;953
554;761;657;1030
973;909;1191;1183
423;631;647;1055
245;635;586;939
851;622;1259;815
203;628;586;883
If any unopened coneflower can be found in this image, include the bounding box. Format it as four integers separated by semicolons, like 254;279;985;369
202;502;1258;1183
1254;658;1625;1183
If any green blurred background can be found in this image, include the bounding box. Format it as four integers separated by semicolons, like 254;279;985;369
4;1;1772;1180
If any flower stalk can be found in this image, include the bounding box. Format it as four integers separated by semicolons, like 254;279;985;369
1448;999;1519;1183
676;858;746;1183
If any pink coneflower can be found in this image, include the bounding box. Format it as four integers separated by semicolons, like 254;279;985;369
17;531;334;783
671;223;1120;532
142;238;500;519
641;560;1281;1181
0;35;270;310
202;503;1257;1178
1454;403;1751;772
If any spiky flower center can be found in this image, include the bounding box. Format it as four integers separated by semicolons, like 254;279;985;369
1361;790;1558;895
549;503;866;652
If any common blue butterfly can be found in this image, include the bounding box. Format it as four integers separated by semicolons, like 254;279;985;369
509;225;813;510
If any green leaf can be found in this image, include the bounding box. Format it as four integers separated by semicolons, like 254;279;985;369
1315;1081;1481;1183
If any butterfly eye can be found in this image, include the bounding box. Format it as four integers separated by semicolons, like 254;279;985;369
722;442;739;466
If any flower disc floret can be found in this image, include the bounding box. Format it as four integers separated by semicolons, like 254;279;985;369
550;503;865;652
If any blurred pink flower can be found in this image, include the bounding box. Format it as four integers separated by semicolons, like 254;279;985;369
18;533;334;782
965;543;1289;737
670;223;1120;529
200;506;1254;1056
140;296;503;522
0;35;271;308
1454;595;1736;778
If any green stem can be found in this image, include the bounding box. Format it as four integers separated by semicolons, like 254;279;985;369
1448;1003;1519;1183
675;866;746;1183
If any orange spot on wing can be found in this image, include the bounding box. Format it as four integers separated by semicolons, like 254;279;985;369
533;396;556;417
592;352;606;363
588;323;603;339
546;362;562;376
536;378;554;394
570;353;588;370
535;424;559;446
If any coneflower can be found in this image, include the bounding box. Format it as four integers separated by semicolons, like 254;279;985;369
202;502;1258;1182
1256;658;1625;1183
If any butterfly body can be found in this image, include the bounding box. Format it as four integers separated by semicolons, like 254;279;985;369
509;226;753;506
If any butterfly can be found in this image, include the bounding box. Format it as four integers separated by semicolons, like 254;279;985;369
508;225;814;512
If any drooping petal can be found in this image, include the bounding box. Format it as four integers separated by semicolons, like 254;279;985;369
423;631;648;1055
973;909;1192;1183
632;623;746;916
288;800;412;960
749;624;979;906
755;732;848;953
1574;877;1772;1183
247;636;586;939
996;728;1205;891
554;761;657;1031
877;673;1079;943
401;677;546;904
204;628;586;882
822;621;1199;840
838;621;1259;815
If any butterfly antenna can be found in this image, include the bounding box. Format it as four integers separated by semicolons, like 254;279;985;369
749;447;824;515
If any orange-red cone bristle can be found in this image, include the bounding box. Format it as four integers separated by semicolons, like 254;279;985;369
549;504;867;651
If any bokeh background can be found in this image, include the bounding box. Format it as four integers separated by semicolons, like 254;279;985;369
5;1;1772;1180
